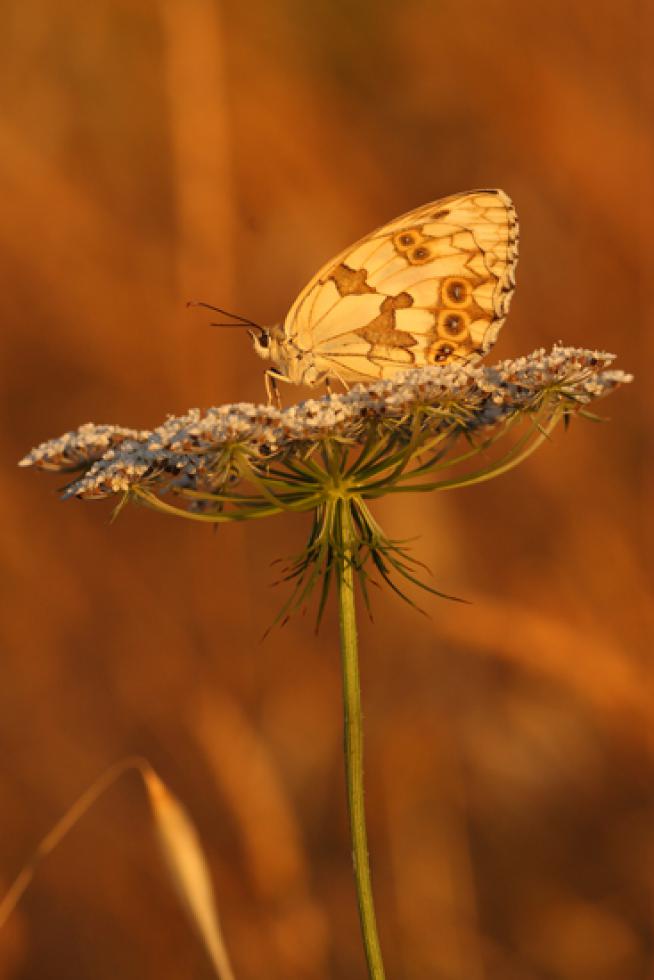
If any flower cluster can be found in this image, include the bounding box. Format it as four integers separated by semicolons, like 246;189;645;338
20;346;631;503
19;344;632;622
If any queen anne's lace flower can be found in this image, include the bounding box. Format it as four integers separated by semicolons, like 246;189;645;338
20;347;631;503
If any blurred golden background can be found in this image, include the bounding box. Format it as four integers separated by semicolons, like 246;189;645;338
1;1;651;978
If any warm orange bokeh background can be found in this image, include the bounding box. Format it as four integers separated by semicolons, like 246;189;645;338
1;2;651;978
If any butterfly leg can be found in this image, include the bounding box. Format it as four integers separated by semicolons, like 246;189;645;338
330;369;350;392
265;370;283;409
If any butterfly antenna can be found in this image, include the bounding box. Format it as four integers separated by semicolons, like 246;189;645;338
187;300;265;335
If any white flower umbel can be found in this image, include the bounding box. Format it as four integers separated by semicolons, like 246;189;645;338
20;347;631;502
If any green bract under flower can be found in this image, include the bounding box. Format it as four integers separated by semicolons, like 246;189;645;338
20;345;631;623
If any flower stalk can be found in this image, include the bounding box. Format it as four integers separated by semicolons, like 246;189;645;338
337;500;386;979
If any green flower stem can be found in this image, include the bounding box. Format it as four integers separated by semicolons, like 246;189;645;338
361;410;563;498
337;503;386;980
134;488;284;522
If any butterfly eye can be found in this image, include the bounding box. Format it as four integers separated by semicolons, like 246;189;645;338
249;330;270;350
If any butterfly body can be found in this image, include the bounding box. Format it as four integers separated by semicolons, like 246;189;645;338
252;189;519;397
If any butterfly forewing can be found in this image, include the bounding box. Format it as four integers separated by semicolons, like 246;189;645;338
283;189;518;382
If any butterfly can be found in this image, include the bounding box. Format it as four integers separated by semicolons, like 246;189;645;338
204;189;518;402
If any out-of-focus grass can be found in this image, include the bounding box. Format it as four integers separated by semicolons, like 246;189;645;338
0;2;649;978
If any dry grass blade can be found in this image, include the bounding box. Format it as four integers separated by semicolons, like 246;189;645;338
0;758;236;980
0;756;144;930
143;767;236;980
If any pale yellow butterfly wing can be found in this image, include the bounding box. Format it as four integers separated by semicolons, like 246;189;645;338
283;189;519;382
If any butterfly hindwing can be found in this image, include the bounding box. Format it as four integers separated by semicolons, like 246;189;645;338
283;190;519;382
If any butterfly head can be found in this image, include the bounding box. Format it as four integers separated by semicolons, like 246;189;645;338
249;324;285;365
